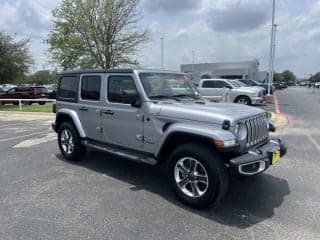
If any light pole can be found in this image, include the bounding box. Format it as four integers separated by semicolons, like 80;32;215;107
161;37;164;70
192;50;195;81
270;24;278;88
268;0;276;95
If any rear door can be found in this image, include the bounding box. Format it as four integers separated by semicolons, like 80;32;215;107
77;74;103;141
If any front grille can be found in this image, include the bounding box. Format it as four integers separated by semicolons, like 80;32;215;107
243;115;269;147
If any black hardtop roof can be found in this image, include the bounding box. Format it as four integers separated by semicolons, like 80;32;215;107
59;69;134;75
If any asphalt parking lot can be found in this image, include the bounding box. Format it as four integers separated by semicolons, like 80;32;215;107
0;87;320;240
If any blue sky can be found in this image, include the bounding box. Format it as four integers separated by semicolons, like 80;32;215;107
0;0;319;77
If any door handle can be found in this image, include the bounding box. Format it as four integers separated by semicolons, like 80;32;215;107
102;110;114;115
79;107;88;111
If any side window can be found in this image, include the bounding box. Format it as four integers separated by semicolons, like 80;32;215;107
81;76;101;101
59;76;77;99
8;88;15;93
108;76;137;104
202;81;216;88
218;81;231;88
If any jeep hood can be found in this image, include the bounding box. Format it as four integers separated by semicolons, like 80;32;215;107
157;101;265;126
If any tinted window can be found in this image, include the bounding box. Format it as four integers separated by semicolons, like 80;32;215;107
59;76;77;99
34;87;48;94
81;76;101;101
202;81;230;88
108;76;136;103
202;81;216;88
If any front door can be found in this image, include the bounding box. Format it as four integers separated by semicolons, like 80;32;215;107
102;75;144;149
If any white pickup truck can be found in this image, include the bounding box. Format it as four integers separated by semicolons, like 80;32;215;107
198;78;265;105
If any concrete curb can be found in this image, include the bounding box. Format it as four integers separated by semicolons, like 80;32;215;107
0;111;55;120
0;111;55;116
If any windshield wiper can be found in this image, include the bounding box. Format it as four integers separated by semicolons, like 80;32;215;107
171;94;201;99
149;95;181;102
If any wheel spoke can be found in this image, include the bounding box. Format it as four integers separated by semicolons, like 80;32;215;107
195;174;207;183
190;160;197;173
177;162;188;176
178;176;189;188
190;181;200;197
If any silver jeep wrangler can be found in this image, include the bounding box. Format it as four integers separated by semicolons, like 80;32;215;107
52;69;287;209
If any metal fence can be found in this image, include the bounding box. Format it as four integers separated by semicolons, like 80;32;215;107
0;99;55;111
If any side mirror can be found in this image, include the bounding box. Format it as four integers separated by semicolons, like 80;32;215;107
122;90;141;107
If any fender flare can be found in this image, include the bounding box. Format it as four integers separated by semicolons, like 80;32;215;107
56;109;86;138
154;122;236;157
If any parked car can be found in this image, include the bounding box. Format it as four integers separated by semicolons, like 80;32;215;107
0;86;49;105
273;83;286;90
52;69;287;209
231;79;266;96
238;79;274;95
315;82;320;88
197;78;264;105
0;87;4;93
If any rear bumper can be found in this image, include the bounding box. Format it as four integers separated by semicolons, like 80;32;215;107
229;138;287;176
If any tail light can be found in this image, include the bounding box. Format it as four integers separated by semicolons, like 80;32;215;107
53;103;57;113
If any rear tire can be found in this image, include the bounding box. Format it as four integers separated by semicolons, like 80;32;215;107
235;96;251;105
38;101;46;105
58;122;85;161
168;143;229;209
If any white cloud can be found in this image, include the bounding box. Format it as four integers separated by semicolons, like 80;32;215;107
0;0;319;77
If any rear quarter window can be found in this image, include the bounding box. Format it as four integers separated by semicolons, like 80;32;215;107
58;75;79;102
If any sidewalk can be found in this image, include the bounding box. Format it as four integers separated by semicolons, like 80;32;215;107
0;111;55;121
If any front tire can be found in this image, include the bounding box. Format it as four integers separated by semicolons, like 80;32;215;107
235;96;251;105
38;101;46;105
58;122;85;161
168;143;229;209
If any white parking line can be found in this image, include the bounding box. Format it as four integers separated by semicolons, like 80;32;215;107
13;132;56;148
306;133;320;154
0;122;30;128
0;130;51;142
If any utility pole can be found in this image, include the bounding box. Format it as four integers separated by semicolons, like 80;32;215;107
192;50;195;81
161;37;164;70
270;24;277;88
268;0;276;95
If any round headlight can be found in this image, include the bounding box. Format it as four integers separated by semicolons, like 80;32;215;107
235;122;247;140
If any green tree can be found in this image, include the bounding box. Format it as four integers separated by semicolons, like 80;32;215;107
281;70;296;83
27;70;58;85
47;0;148;70
273;70;296;83
310;72;320;83
0;32;33;84
273;72;283;83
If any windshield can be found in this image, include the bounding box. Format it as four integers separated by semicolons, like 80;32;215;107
231;80;248;87
139;73;198;98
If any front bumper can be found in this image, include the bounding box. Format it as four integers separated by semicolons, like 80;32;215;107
251;97;264;105
52;123;57;133
229;138;287;176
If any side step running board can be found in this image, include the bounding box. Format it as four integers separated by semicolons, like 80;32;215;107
82;140;158;166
